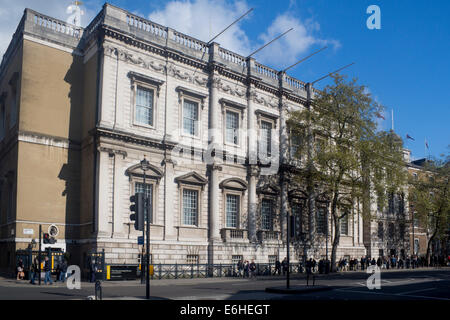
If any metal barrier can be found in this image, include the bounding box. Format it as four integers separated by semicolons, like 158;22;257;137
147;263;304;280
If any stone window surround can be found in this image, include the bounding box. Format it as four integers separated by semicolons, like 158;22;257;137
220;98;246;148
179;185;203;228
126;161;163;226
129;71;164;131
223;191;242;229
219;178;247;230
177;86;207;140
130;176;159;225
256;112;278;158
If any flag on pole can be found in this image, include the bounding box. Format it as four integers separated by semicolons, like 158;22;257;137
406;134;415;141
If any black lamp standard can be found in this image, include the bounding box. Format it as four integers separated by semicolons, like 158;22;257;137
140;157;151;300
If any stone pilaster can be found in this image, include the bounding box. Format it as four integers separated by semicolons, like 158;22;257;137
163;157;177;240
247;165;259;243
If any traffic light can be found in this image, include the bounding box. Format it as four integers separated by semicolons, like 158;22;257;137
43;233;57;244
130;192;144;231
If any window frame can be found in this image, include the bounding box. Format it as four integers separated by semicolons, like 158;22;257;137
130;178;158;225
133;85;156;128
180;186;201;227
224;192;241;229
259;120;274;158
177;86;206;140
129;72;164;131
220;98;246;147
181;98;201;138
261;198;274;231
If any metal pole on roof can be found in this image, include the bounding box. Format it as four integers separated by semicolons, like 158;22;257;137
282;46;328;73
247;28;294;58
311;62;355;85
207;8;254;44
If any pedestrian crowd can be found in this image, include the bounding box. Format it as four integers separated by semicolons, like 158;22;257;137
16;255;69;285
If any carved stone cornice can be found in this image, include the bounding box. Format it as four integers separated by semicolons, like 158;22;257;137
251;93;279;109
97;146;127;159
167;63;208;88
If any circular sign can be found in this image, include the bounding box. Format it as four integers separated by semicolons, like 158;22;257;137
48;224;59;237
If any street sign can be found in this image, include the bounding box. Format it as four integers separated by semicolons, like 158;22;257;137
138;236;144;245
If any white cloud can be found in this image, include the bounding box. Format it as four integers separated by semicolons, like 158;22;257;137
0;0;97;59
255;12;340;68
149;0;252;55
148;0;339;69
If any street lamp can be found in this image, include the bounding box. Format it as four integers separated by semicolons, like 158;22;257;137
140;157;151;300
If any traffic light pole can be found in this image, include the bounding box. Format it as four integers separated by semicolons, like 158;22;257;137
38;225;41;286
286;210;290;289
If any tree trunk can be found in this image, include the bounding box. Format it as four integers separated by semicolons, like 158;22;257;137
330;191;340;272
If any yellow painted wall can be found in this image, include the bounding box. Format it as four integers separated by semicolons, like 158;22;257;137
20;39;83;142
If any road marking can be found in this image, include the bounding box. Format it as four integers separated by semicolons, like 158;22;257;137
397;288;435;295
334;288;450;301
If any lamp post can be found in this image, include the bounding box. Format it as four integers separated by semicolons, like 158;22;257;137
140;157;151;300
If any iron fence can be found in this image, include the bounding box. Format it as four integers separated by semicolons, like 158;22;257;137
150;263;305;280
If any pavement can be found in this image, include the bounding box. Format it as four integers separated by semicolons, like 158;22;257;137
0;267;449;300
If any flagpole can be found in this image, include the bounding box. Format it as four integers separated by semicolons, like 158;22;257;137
391;109;394;131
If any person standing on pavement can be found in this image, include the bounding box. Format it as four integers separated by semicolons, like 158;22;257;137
281;257;288;276
43;256;53;285
30;258;39;285
249;260;256;278
59;258;68;282
274;259;281;276
237;258;244;277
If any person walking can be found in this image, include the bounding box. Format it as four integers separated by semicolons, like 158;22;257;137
274;259;281;276
360;256;365;271
16;259;25;280
43;257;53;285
281;257;288;276
30;258;39;285
89;258;96;283
249;260;256;279
242;261;248;278
237;259;244;277
58;258;68;282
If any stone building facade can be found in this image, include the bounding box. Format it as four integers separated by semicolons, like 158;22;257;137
1;4;405;271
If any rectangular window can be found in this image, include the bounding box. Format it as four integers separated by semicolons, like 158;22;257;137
232;255;243;266
225;110;239;144
183;189;198;226
316;207;327;234
261;199;273;231
292;203;303;236
187;255;199;264
268;255;277;265
183;100;199;136
414;239;419;255
226;194;239;228
290;133;301;159
340;214;348;235
135;86;154;126
135;182;153;223
260;121;272;157
387;193;393;214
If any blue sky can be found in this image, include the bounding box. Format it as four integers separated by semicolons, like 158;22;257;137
1;0;449;160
